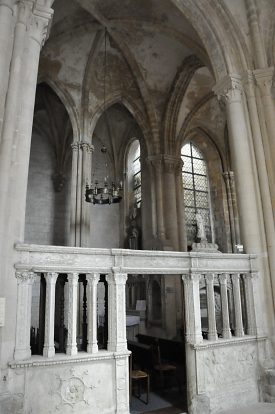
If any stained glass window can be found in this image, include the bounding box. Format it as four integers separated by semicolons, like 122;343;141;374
181;143;212;246
133;144;141;208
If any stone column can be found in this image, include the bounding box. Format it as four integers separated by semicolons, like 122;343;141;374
163;156;180;250
231;273;244;337
14;271;35;360
0;2;53;242
223;171;241;250
213;76;262;254
254;68;275;186
205;274;218;341
219;273;231;339
182;273;203;344
43;272;58;357
66;272;79;356
243;73;275;306
70;142;80;246
80;142;93;246
86;273;100;353
243;273;257;335
0;0;15;138
106;271;127;352
150;156;166;241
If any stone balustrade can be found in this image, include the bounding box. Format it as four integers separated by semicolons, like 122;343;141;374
13;244;258;360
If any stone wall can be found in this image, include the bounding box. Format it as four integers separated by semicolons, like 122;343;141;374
195;340;260;413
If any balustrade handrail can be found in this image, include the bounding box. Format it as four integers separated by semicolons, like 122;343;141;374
15;243;258;275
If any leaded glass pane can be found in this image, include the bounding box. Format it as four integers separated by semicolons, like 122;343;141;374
183;173;193;189
192;158;206;175
195;192;208;208
184;190;194;207
182;143;191;157
194;175;207;191
183;156;192;173
181;142;212;246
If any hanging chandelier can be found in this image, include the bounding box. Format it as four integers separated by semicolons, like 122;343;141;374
85;28;123;205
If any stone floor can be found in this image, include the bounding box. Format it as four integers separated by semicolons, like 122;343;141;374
222;403;275;414
131;398;275;414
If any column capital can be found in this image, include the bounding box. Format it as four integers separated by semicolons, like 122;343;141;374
182;273;201;283
26;2;54;47
71;142;80;152
213;74;243;103
242;70;256;98
231;273;241;282
15;270;35;284
205;273;215;283
106;271;128;285
86;273;100;284
146;155;162;171
219;273;229;284
163;155;183;174
28;12;53;47
80;142;94;153
45;272;58;283
253;67;274;94
67;272;79;283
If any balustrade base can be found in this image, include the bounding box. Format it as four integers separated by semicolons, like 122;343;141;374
14;348;31;361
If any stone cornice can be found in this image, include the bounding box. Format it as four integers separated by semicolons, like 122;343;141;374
192;335;266;351
9;350;131;369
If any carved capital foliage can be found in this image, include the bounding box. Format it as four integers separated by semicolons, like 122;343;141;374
213;75;243;104
163;156;182;174
148;156;162;173
106;272;128;285
71;142;80;152
26;1;54;47
45;271;58;284
86;273;100;285
15;271;35;284
253;67;274;95
67;272;79;284
205;273;215;284
242;71;256;99
219;273;229;284
182;273;201;284
231;273;241;282
81;142;94;153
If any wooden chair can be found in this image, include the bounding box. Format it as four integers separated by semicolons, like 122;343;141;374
152;340;180;392
129;353;150;404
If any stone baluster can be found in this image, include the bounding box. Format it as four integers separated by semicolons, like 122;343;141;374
205;274;218;341
231;273;244;337
43;272;58;357
66;273;79;356
219;273;232;339
14;271;35;360
243;273;257;335
182;273;203;344
86;273;100;353
106;270;128;352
